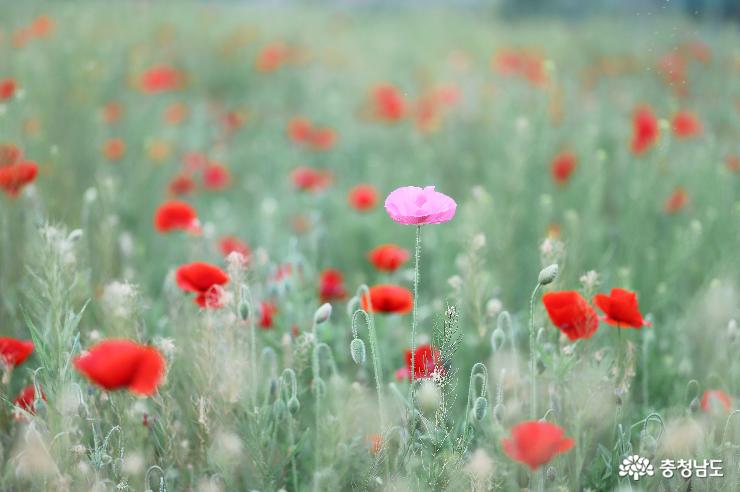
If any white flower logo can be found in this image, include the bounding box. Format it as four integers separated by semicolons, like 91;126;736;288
618;455;655;480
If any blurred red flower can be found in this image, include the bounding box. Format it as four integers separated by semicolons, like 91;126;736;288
0;144;22;165
360;285;413;314
550;151;577;185
291;166;333;192
700;389;732;414
664;186;689;214
593;288;651;328
74;339;165;396
319;269;347;303
219;235;250;259
139;64;184;94
671;111;702;138
153;200;200;234
287;117;312;143
348;184;378;211
0;78;16;101
259;301;277;329
202;162;231;190
631;105;659;155
368;244;409;272
103;138;125;161
726;154;739;174
542;291;598;341
371;84;406;121
286;117;336;150
14;384;45;416
168;174;196;196
502;421;574;470
0;161;38;197
164;102;189;125
395;344;443;381
0;338;34;367
176;262;229;308
102;101;123;124
255;42;291;73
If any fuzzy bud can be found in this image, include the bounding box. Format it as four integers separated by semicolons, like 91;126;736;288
473;397;488;421
689;397;700;414
538;264;559;286
546;466;556;482
314;303;332;325
350;338;366;365
287;397;300;415
238;301;249;321
490;328;506;352
493;403;505;423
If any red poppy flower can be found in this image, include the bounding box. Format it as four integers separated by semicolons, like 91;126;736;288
542;291;599;341
319;269;347;303
290;166;333;192
0;78;16;101
360;285;413;314
726;154;740;174
631;105;659;155
153;200;200;234
348;184;379;211
164;102;189;125
103;138;125;161
259;301;277;329
371;84;406;121
102;101;122;124
202;162;231;190
14;384;45;415
0;161;38;197
139;65;184;94
700;389;732;414
0;338;34;367
593;288;651;328
308;127;336;151
502;421;574;470
30;15;54;38
0;144;22;165
255;42;290;73
287;117;312;143
168;174;196;196
397;344;443;381
182;152;208;172
175;262;229;308
219;235;250;259
368;244;410;272
664;186;689;214
73;339;165;396
550;151;577;185
672;111;702;138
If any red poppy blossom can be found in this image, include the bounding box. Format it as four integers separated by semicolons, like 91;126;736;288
73;339;165;396
361;285;413;314
14;385;45;416
631;105;659;155
593;288;651;328
164;102;189;125
102;101;122;124
0;161;38;197
308;127;336;151
175;262;229;308
153;200;200;234
318;269;347;303
0;144;22;166
168;174;196;196
138;65;184;94
397;344;443;381
371;84;406;121
290;166;333;192
550;151;577;185
726;154;739;174
202;162;231;190
255;42;291;72
259;301;277;329
700;389;732;414
103;138;125;161
0;78;16;101
664;186;689;214
287;117;312;143
502;421;574;470
368;244;410;272
672;111;702;138
348;184;379;211
0;338;34;367
542;291;599;341
219;235;250;259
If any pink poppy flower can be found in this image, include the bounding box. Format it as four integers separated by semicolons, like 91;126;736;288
384;186;457;225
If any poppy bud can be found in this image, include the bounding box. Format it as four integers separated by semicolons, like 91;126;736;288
473;397;488;421
238;300;249;321
314;303;332;325
640;432;657;456
490;328;506;352
689;397;700;413
288;397;300;415
538;264;559;286
546;466;556;482
493;403;505;423
350;338;366;365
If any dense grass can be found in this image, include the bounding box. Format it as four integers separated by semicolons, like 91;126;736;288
0;3;738;491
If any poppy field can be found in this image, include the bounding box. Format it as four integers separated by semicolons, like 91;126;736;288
0;3;739;492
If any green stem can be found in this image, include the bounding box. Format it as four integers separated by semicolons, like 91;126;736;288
529;283;541;421
409;225;422;445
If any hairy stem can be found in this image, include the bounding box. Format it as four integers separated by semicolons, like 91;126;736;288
529;283;541;420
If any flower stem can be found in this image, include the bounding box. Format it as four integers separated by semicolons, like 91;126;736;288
409;225;422;442
529;283;541;420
